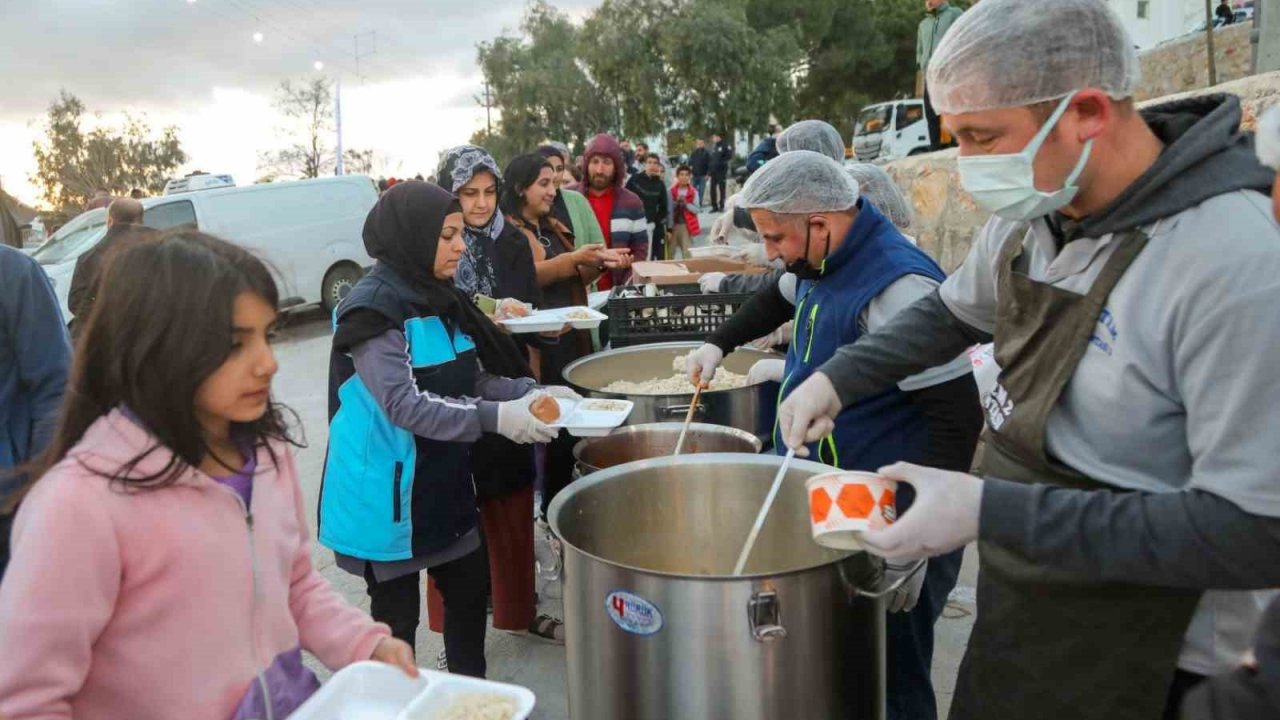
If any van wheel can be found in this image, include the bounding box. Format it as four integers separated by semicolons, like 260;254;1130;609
322;263;363;313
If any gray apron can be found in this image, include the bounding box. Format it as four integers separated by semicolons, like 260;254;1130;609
949;227;1203;720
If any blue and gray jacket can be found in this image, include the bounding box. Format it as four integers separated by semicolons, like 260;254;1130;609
320;265;493;562
775;200;945;469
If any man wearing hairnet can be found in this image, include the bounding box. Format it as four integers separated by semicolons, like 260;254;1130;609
687;149;983;720
775;1;1280;717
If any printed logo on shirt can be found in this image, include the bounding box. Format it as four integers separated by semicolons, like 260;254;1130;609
1089;308;1118;357
985;382;1015;431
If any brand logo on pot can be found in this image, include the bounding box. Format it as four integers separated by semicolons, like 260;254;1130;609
605;591;664;636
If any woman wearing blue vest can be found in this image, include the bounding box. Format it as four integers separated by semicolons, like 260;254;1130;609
687;151;982;720
319;181;559;677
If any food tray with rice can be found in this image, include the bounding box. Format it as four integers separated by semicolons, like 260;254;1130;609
289;661;535;720
606;283;753;347
500;305;606;333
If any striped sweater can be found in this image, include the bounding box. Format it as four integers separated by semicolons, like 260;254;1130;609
580;134;649;287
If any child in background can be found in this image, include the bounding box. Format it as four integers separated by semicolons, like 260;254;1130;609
0;231;415;720
669;164;702;259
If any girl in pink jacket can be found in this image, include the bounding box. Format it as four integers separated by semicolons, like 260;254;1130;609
0;231;416;720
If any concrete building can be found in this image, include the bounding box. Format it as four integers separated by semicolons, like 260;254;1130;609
1105;0;1213;50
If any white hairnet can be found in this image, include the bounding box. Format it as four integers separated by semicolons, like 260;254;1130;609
1256;107;1280;172
737;150;860;215
846;163;912;230
777;120;846;162
926;0;1140;115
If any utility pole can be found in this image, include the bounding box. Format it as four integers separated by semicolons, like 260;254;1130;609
1259;0;1280;73
1205;0;1219;86
335;79;344;175
337;32;377;176
474;81;493;135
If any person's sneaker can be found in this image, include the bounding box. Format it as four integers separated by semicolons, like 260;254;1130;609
436;647;448;671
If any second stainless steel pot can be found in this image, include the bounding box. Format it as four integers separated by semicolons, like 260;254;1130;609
561;341;780;440
572;422;762;477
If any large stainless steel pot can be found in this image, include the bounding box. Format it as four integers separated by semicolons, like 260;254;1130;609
562;341;781;440
572;422;762;477
548;454;888;720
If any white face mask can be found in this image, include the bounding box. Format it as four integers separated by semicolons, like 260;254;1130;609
958;92;1094;222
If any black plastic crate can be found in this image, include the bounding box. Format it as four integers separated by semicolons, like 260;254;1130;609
606;283;754;347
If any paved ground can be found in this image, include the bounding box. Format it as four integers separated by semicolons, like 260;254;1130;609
281;204;978;718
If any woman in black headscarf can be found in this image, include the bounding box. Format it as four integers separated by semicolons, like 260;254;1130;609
320;181;557;677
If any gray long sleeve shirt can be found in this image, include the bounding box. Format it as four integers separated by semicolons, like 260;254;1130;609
351;328;536;443
817;206;1280;673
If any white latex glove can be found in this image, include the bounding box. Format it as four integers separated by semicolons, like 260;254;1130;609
746;358;785;385
540;385;583;401
684;343;724;387
776;372;842;457
857;462;984;563
496;393;558;444
699;272;727;294
709;210;735;245
749;321;792;350
884;560;927;613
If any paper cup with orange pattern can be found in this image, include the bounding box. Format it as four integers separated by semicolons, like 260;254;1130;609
804;471;898;550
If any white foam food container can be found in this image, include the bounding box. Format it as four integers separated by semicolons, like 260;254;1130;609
288;662;535;720
499;306;606;333
288;661;432;720
588;290;611;310
549;397;634;437
396;672;536;720
557;306;607;330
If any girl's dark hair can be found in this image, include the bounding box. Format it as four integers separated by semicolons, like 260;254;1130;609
7;230;301;510
499;154;554;218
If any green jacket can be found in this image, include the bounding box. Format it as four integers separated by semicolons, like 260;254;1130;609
562;188;603;249
917;3;964;72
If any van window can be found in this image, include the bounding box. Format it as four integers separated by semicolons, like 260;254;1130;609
145;200;197;230
896;104;925;129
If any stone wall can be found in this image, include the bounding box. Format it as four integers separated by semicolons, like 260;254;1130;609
886;72;1280;273
1135;23;1254;102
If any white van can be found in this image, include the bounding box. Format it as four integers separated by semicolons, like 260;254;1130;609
34;175;378;323
852;99;931;163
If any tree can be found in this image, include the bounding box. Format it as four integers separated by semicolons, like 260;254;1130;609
342;148;376;175
31;91;186;212
260;78;334;179
476;1;616;165
664;0;803;139
578;0;680;139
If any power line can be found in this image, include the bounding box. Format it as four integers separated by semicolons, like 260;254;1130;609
228;0;397;78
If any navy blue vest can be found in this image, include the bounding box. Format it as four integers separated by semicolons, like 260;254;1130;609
320;265;480;561
774;200;946;471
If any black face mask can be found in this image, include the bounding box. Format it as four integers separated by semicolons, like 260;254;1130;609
786;220;828;280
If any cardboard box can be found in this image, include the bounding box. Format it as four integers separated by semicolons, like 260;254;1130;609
629;258;767;286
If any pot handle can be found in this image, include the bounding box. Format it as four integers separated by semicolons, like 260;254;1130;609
661;403;707;419
748;590;787;642
854;558;926;600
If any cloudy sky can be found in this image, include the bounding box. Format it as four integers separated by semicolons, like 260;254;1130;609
0;0;599;207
